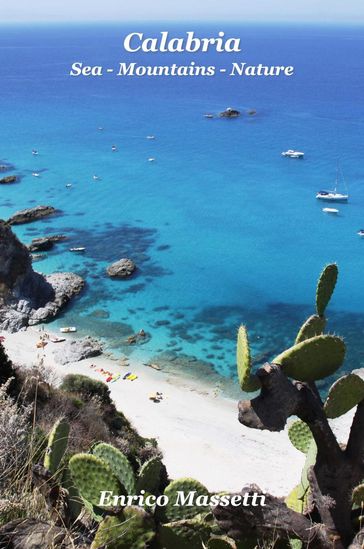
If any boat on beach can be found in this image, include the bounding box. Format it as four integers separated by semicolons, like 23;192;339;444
281;149;304;158
60;327;77;333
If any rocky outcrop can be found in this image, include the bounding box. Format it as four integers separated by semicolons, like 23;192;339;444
53;336;102;365
0;221;84;332
107;258;136;278
7;206;57;225
219;107;240;118
28;235;67;252
0;175;17;184
0;518;72;549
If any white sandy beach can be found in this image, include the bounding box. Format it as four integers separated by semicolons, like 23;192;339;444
2;326;351;497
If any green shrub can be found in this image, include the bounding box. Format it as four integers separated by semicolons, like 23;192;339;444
60;374;111;405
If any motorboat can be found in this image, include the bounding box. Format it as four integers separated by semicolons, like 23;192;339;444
111;145;117;151
93;175;100;180
357;230;364;237
204;114;214;119
65;183;72;188
32;149;39;156
281;150;304;158
70;247;86;252
146;135;156;140
60;327;77;333
322;207;339;214
32;172;40;177
148;157;156;162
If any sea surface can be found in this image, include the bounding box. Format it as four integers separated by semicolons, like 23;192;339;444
1;23;364;390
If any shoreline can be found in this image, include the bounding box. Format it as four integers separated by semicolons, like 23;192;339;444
1;325;309;496
1;326;355;496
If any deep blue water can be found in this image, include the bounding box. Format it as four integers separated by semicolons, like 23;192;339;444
1;24;364;384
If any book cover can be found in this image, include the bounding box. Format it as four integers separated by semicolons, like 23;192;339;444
0;2;363;548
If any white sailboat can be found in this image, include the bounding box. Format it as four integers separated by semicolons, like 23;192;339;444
316;163;349;203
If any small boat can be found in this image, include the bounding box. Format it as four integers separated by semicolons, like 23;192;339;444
32;149;39;156
65;183;72;188
148;157;155;162
316;163;349;203
146;135;156;140
98;127;104;131
111;145;117;152
281;150;304;158
32;172;40;177
70;247;86;252
204;113;214;119
60;327;77;333
93;175;100;180
322;207;339;214
31;253;47;262
50;336;66;343
357;230;364;237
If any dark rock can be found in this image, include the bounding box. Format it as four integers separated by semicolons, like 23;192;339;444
0;221;84;332
0;163;14;172
0;517;75;548
219;107;240;118
0;175;17;184
7;205;57;225
53;336;102;365
125;329;151;345
247;109;257;116
28;235;67;252
107;258;136;278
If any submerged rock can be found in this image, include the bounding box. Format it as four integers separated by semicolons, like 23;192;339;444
53;336;102;365
0;221;84;332
107;258;136;278
0;175;17;184
219;107;240;118
7;205;57;225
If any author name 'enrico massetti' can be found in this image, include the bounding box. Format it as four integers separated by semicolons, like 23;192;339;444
98;490;266;508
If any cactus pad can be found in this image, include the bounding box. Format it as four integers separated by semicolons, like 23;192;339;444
298;441;317;499
352;484;364;507
285;485;305;514
324;372;364;418
136;457;162;495
295;315;326;344
92;442;136;495
163;478;210;522
288;420;313;454
159;519;211;549
91;507;155;549
273;335;345;382
237;326;260;392
69;453;126;507
62;466;83;521
316;263;338;317
43;418;70;475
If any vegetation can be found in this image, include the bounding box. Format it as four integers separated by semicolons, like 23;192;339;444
0;264;363;548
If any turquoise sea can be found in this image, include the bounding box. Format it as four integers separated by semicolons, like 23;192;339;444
1;24;364;388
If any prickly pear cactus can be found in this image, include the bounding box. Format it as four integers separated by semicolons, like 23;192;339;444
295;314;326;344
316;263;338;317
298;440;317;499
136;457;163;495
288;420;313;454
163;478;210;522
43;418;70;475
61;466;83;521
69;453;126;507
237;326;260;392
159;518;211;549
285;485;305;514
273;335;345;382
352;484;364;507
92;442;136;495
91;507;155;549
324;371;364;418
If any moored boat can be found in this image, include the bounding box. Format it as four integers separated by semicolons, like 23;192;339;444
322;207;339;214
60;327;77;333
70;247;86;252
357;230;364;237
281;149;304;158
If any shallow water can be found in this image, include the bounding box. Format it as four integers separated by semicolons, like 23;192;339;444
1;23;364;383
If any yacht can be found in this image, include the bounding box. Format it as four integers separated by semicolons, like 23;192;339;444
316;163;349;203
282;150;304;158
